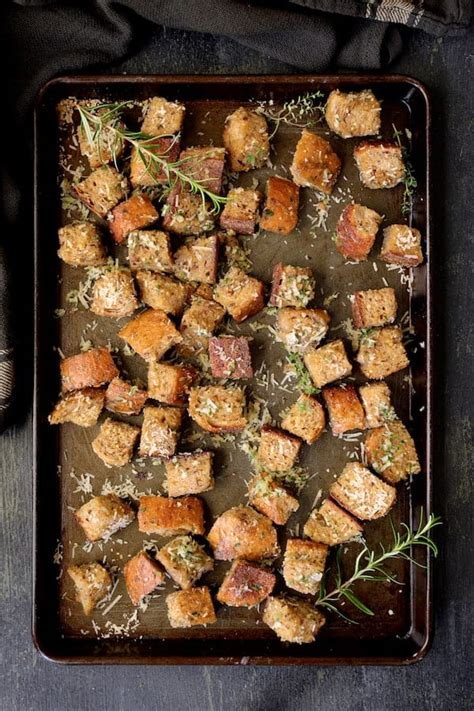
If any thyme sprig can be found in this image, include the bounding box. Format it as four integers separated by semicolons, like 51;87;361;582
256;91;326;139
286;353;320;396
393;124;418;216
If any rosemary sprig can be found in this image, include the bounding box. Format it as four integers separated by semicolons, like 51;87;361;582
286;353;320;396
316;512;441;621
393;124;418;216
256;91;326;139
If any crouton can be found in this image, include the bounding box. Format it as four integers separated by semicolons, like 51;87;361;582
214;266;265;322
78;117;125;169
365;420;421;484
67;563;112;616
173;234;219;284
281;394;325;444
248;472;299;526
208;336;253;379
139;405;182;458
73;165;128;218
75;494;135;541
188;385;247;433
135;271;192;316
223;107;270;172
90;268;139;318
179;146;226;195
91;418;140;467
165;452;214;497
216;560;276;607
325;89;381;138
303;340;352;389
290;130;341;194
178;295;225;357
104;377;147;416
263;596;325;644
58;221;107;267
330;462;396;520
128;230;174;272
156;535;213;589
219;187;261;234
166;587;216;628
270;264;315;309
380;225;424;267
48;387;104;427
141;97;186;136
124;550;165;605
359;381;395;428
138;495;205;536
118;309;182;361
260;177;300;234
220;232;252;272
162;185;214;235
148;362;197;406
323;384;366;434
335;203;382;261
356;326;409;380
60;347;118;393
283;538;328;595
276;308;330;353
257;425;301;472
109;194;158;245
208;506;279;561
130;136;180;187
352;287;397;328
304;498;363;546
354;141;405;189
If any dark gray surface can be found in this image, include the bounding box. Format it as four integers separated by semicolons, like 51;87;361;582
1;21;473;711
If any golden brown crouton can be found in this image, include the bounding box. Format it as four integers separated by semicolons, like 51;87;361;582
223;107;270;172
208;336;253;379
257;425;301;472
60;347;118;393
48;388;104;427
219;187;261;234
260;177;300;234
263;596;325;644
162;185;215;235
130;136;180;187
283;538;328;595
359;381;395;428
354;141;405;189
166;586;216;628
330;462;396;520
67;563;112;616
356;326;409;380
124;550;165;605
104;377;147;416
90;268;139;318
276;308;330;353
214;266;265;322
281;394;326;444
109;194;158;245
290;130;341;194
365;420;421;484
135;271;191;316
323;384;366;434
139;405;182;458
173;234;219;284
304;498;363;546
352;287;397;328
179;146;226;195
91;418;140;467
270;264;315;309
73;165;128;218
128;230;174;272
118;309;182;361
165;452;214;497
75;494;135;541
138;495;205;536
178;295;225;357
156;535;213;589
248;472;299;526
325;89;381;138
208;506;279;561
380;225;424;267
335;203;382;261
141;96;186;136
216;560;275;607
303;339;352;389
78;118;125;170
148;362;197;406
188;385;247;433
58;222;107;267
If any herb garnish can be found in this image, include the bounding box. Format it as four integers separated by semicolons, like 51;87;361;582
392;124;418;216
286;353;320;395
256;91;326;139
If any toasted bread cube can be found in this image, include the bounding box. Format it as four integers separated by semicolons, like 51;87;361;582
223;107;270;172
58;221;107;267
67;563;112;616
208;506;279;561
91;418;140;467
60;347;118;393
139;405;182;458
290;130;341;194
270;263;315;309
135;271;191;316
148;362;197;406
130;136;180;187
179;146;226;195
304;498;363;546
325;89;381;138
157;535;213;589
90;268;139;318
75;494;135;541
276;308;330;354
263;596;325;644
166;586;216;628
188;385;247;433
118;309;182;361
214;266;265;322
335;203;382;261
109;194;158;245
359;382;394;428
365;420;421;484
323;384;366;434
104;377;147;416
138;495;205;536
49;387;104;427
173;234;219;284
330;462;396;520
257;425;301;472
78;117;125;170
162;185;214;235
281;394;325;444
208;336;253;379
303;340;352;389
73;165;127;218
354;141;405;189
248;472;299;526
178;295;225;357
352;287;397;328
128;230;174;272
219;187;261;234
165;452;214;497
141;97;185;136
260;177;300;234
124;550;165;605
380;225;424;267
356;326;409;380
283;539;328;595
217;560;275;607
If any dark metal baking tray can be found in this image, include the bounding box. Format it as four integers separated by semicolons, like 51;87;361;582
33;74;431;665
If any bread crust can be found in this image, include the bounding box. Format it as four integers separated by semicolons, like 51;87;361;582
209;336;253;379
75;494;135;541
207;506;279;561
260;177;299;234
166;587;216;628
290;130;341;194
109;194;159;245
281;394;325;444
219;187;261;234
118;309;182;361
365;420;421;483
138;495;205;536
147;362;197;406
188;385;247;433
380;224;423;266
335;204;382;261
104;377;147;416
323;384;366;434
60;347;118;393
124;551;165;605
216;560;276;607
49;387;104;427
